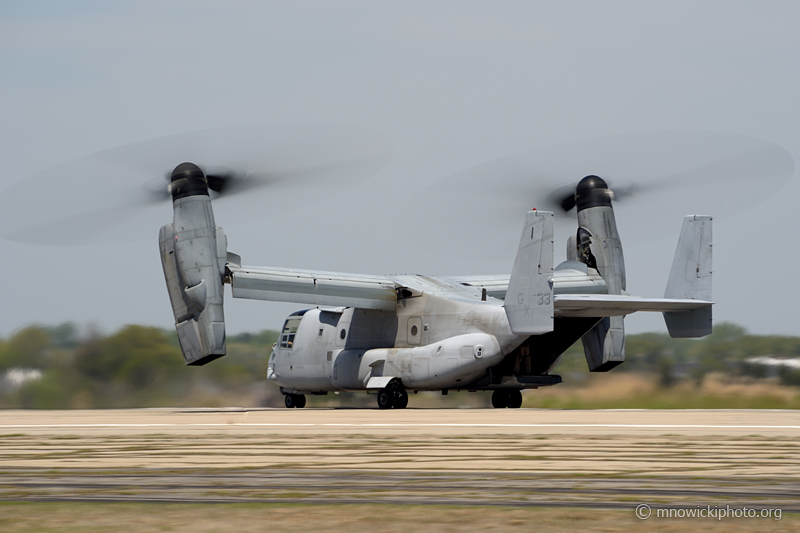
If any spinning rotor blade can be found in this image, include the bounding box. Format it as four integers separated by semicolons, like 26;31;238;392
405;131;794;261
0;123;392;245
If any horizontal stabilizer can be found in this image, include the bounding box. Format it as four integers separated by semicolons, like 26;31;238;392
554;294;713;317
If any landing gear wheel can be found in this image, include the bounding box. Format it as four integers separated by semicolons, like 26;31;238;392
393;387;409;409
491;389;508;409
284;394;306;408
377;388;393;409
507;389;523;409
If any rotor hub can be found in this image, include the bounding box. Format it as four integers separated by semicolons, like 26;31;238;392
574;175;612;212
169;162;209;200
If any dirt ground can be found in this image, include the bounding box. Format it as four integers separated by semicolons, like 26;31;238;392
0;503;797;533
1;409;798;531
2;408;799;475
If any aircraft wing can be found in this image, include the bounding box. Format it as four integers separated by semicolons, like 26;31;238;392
228;266;710;318
227;265;398;310
448;265;609;300
554;294;713;317
446;275;510;299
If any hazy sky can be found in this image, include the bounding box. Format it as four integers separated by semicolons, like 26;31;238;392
1;1;798;337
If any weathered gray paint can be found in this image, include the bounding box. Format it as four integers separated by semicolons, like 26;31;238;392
505;210;555;335
159;190;713;393
230;266;397;310
664;215;713;337
159;194;227;365
577;204;627;372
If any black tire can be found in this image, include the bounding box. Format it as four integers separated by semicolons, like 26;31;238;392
491;389;508;409
284;394;295;408
295;394;307;408
393;388;409;409
507;389;523;409
377;388;393;409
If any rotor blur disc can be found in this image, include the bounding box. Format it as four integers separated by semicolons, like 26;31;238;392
403;131;794;262
0;123;392;245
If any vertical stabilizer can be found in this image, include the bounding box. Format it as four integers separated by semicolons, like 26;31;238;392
505;210;554;335
663;215;713;337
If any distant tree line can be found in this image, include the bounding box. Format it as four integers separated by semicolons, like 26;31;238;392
0;324;279;409
553;322;800;386
0;322;798;409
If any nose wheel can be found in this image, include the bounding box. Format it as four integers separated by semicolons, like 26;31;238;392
284;393;306;408
491;389;522;409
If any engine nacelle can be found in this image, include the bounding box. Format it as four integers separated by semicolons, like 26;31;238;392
574;176;626;372
158;163;227;365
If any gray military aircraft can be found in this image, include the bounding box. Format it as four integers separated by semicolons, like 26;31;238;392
4;126;787;410
159;162;712;409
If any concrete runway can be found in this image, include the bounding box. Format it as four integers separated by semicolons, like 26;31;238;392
1;408;798;511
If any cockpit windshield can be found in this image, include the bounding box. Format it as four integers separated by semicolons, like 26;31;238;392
279;317;302;349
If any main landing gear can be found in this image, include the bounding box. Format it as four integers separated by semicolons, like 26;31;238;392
491;389;523;409
377;384;408;410
284;393;306;408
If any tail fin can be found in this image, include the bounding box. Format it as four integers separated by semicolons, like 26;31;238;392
663;215;713;337
505;210;554;335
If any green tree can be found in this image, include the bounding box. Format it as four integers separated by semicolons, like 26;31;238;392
44;322;79;349
228;330;279;346
75;325;183;387
0;326;51;370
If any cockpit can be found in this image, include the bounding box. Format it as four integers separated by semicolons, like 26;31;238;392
278;310;308;349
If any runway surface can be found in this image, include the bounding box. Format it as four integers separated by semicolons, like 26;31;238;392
1;408;798;512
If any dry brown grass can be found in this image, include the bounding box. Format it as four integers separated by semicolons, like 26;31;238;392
524;373;800;409
698;373;799;401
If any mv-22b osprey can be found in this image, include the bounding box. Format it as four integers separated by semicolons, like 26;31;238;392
159;163;712;409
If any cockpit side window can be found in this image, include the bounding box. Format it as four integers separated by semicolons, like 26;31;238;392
279;317;302;349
